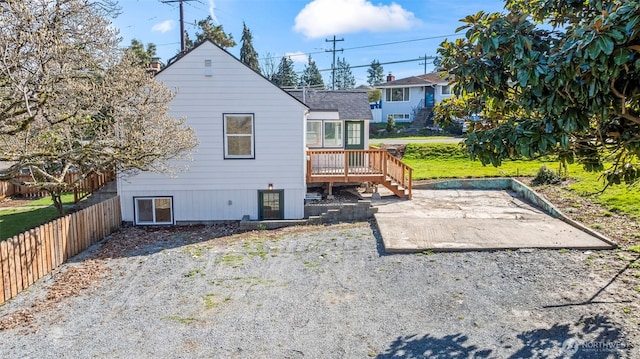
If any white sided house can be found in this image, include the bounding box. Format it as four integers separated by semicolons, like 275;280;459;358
118;40;309;224
372;72;454;125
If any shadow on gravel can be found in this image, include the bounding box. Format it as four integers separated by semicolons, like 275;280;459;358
376;315;627;358
375;333;492;358
544;254;639;309
512;315;627;358
369;220;389;257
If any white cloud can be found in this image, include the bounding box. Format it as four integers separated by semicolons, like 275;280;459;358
285;51;309;64
151;20;175;33
293;0;419;39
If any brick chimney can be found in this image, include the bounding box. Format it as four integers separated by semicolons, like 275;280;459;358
386;73;395;82
148;57;162;73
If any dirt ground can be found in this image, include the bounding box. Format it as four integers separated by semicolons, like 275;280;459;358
0;180;639;357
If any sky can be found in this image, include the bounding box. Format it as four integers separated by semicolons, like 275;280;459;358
112;0;507;86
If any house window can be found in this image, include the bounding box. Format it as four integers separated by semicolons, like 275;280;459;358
441;85;451;95
385;87;410;102
134;197;174;225
224;114;254;159
306;121;322;147
323;121;343;147
392;114;410;121
258;190;284;220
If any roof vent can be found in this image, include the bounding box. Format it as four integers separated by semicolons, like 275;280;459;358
204;59;213;77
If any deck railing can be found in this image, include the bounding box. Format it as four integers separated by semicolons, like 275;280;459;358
306;149;412;198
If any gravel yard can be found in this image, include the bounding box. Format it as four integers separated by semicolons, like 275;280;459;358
1;221;638;358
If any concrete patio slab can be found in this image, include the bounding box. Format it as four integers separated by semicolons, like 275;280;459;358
374;188;615;252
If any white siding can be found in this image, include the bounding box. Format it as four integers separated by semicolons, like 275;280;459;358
380;86;423;123
379;84;451;123
119;42;308;221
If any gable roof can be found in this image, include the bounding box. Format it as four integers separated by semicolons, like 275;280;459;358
158;39;308;109
288;90;373;121
376;71;453;88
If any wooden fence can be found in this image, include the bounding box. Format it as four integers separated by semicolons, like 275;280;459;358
0;196;122;304
0;170;115;202
0;180;14;200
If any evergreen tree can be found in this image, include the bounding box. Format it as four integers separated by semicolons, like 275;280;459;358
366;60;384;86
272;56;298;88
334;57;355;90
240;22;260;74
127;39;157;67
185;15;236;50
301;56;324;88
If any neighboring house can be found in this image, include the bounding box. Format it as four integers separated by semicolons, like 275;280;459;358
288;90;372;151
117;40;309;224
373;72;453;124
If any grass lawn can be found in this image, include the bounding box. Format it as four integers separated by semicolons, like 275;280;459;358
402;143;556;179
23;193;76;207
0;193;76;241
403;143;640;219
567;170;640;219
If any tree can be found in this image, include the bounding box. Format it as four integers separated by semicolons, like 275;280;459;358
368;89;382;103
272;56;298;88
185;15;236;50
301;56;324;88
0;0;197;215
260;52;278;80
386;115;396;133
127;39;158;67
366;60;384;86
435;0;640;186
334;57;356;90
240;22;260;74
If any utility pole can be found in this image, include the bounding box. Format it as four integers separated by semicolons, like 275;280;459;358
418;54;436;74
161;0;197;53
325;36;343;90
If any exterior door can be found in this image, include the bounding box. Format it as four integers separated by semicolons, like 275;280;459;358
258;190;284;220
345;121;364;150
345;121;365;169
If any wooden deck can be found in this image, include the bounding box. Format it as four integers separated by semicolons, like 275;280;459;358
306;149;412;199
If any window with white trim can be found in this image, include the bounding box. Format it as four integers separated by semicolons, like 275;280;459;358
306;121;322;147
224;114;254;159
392;114;410;121
323;121;343;147
441;85;451;95
385;87;410;102
134;197;174;225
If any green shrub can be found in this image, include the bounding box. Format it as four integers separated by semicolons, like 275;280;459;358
532;165;561;185
386;115;396;133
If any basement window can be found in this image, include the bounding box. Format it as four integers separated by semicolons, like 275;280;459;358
134;197;174;225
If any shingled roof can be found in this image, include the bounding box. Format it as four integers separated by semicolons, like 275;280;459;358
377;71;453;88
288;90;373;121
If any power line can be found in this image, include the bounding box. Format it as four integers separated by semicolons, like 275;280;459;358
257;33;459;63
317;56;436;72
